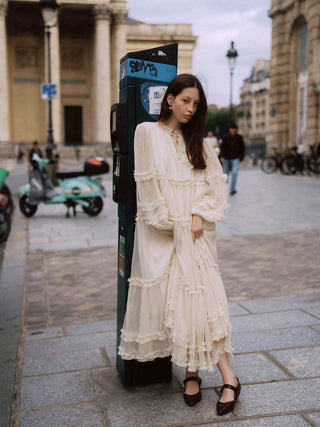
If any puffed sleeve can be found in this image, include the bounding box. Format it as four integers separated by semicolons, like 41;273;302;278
134;124;173;230
191;140;229;222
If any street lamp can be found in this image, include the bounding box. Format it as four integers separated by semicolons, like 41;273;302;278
226;41;238;121
39;0;59;159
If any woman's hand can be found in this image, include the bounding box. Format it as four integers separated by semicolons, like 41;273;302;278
191;214;203;241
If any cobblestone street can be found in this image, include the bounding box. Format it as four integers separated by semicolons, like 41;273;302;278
22;169;320;329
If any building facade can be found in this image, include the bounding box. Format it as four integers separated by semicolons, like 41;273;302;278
267;0;320;154
0;0;197;154
238;59;270;145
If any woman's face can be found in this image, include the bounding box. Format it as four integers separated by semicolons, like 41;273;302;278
167;87;200;126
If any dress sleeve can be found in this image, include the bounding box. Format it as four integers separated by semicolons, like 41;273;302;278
191;140;229;222
134;124;173;230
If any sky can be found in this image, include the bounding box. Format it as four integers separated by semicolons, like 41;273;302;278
126;0;272;107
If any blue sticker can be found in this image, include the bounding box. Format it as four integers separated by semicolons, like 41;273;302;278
140;82;168;119
121;58;176;82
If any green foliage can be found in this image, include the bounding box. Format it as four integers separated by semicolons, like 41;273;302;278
206;111;232;139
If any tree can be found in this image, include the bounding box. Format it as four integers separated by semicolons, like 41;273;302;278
206;111;232;140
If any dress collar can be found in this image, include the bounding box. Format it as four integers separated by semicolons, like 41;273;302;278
157;121;183;137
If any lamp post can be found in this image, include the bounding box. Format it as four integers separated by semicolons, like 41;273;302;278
39;0;59;159
226;41;238;121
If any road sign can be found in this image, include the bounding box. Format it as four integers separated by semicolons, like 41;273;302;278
41;84;57;100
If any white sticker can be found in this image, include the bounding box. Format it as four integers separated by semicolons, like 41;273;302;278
148;86;167;115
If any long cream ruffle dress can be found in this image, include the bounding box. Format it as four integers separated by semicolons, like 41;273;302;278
118;121;233;372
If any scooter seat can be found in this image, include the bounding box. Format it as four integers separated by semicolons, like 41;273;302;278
55;171;86;179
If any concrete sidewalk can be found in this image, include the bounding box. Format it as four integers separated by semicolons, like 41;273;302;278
1;168;320;426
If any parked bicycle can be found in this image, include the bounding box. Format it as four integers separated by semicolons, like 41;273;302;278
305;143;320;175
260;148;286;174
281;146;305;175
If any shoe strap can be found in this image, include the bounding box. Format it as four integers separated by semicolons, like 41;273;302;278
184;376;202;386
221;383;237;393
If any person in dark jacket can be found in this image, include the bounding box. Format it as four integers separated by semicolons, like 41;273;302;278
29;141;43;167
220;123;245;195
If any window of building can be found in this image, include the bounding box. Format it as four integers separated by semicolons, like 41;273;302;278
296;21;308;148
297;23;308;72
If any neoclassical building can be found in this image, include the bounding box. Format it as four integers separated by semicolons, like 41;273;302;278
267;0;320;153
238;59;270;145
0;0;196;154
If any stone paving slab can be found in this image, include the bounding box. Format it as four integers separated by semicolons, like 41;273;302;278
308;412;320;425
102;388;236;427
270;347;320;378
66;319;116;336
20;371;96;410
216;171;320;236
22;348;106;376
231;325;320;353
238;296;320;314
23;331;116;358
25;327;64;342
20;403;105;427
233;378;320;417
231;310;318;333
173;352;289;387
190;414;311;426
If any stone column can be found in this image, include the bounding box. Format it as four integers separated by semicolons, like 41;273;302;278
0;0;10;143
93;5;112;143
50;19;62;144
111;10;128;105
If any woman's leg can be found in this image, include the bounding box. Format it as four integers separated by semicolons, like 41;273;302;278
185;369;200;395
217;353;238;402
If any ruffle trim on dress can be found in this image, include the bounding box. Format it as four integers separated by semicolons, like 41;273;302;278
129;272;224;297
118;347;172;362
118;334;233;372
120;329;168;344
206;172;228;183
129;270;170;288
136;212;191;227
135;170;206;186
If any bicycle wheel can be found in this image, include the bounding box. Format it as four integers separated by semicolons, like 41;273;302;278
307;157;320;175
261;157;276;174
282;155;296;174
0;208;11;243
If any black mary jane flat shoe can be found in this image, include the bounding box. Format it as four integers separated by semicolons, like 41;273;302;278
216;377;241;416
183;376;202;407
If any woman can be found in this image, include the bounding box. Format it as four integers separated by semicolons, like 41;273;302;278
118;74;240;415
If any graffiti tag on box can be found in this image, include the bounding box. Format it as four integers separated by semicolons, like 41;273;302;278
129;60;158;78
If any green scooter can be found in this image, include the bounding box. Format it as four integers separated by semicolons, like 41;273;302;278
0;167;13;243
18;155;109;218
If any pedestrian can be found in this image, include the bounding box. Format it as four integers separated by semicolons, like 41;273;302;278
206;130;220;156
15;142;25;164
220;123;245;196
29;141;43;168
118;74;240;415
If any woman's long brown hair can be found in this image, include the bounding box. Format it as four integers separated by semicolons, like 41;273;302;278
158;73;208;169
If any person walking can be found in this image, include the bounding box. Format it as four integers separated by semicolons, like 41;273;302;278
15;142;25;164
118;74;240;415
220;123;245;195
206;130;220;156
28;141;43;168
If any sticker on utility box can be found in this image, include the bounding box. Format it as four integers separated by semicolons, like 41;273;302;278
119;235;125;277
141;82;167;119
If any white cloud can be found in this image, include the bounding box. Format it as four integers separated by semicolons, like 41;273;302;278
126;0;272;106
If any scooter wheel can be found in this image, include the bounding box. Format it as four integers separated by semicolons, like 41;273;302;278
82;197;103;216
0;208;11;244
19;195;38;217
